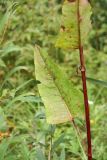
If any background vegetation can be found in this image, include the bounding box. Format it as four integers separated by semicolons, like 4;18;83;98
0;0;107;159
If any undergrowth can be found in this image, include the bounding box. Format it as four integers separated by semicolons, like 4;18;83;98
0;0;107;159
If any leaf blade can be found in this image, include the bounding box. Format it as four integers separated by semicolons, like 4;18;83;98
34;46;84;124
55;0;92;49
34;47;72;124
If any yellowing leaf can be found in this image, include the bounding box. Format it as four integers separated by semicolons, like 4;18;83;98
55;0;92;49
34;46;84;124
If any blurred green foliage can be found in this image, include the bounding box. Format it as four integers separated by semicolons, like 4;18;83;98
0;0;107;160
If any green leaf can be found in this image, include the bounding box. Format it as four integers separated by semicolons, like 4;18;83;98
52;134;65;150
36;148;47;160
0;138;12;160
53;153;59;160
0;43;21;58
20;143;30;160
60;147;65;160
55;0;92;49
5;155;17;160
0;2;17;34
0;59;6;68
0;66;29;90
0;10;11;34
0;107;8;132
5;94;41;108
34;46;84;124
86;77;107;88
13;79;35;95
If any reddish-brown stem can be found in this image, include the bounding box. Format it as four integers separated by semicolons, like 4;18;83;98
77;0;92;159
79;46;92;160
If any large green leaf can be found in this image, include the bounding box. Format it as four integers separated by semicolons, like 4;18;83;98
34;46;84;124
55;0;92;49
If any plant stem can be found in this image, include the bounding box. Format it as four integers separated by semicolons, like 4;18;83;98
48;125;53;160
72;120;87;160
77;0;92;159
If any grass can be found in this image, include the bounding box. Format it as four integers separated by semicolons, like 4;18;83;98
0;0;107;159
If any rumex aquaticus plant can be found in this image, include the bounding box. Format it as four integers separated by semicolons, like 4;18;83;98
34;0;92;159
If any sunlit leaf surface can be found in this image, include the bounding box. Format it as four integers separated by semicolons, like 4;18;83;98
56;0;92;49
34;46;84;124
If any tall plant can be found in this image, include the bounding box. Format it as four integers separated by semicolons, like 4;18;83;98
34;0;92;159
